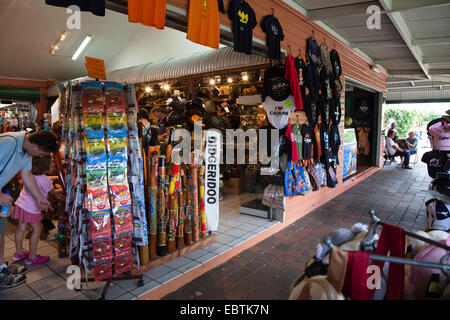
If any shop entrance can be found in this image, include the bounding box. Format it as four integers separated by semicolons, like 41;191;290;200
343;78;383;179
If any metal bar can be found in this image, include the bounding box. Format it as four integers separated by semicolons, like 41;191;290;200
370;254;450;271
368;210;450;252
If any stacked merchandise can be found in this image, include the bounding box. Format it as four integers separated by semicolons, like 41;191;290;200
289;211;450;300
63;80;148;281
0;105;34;132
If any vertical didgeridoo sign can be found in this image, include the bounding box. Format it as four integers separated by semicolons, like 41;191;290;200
204;130;220;232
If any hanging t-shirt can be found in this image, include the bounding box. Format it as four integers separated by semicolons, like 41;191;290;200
293;124;303;162
329;123;341;158
262;64;291;102
187;0;221;49
218;0;225;13
306;37;321;67
306;63;321;101
294;57;307;107
330;97;341;126
285;124;300;161
228;0;257;54
261;15;284;60
301;124;313;161
128;0;167;29
305;94;318;127
285;54;304;111
45;0;105;16
263;95;295;130
320;68;332;99
319;95;330;128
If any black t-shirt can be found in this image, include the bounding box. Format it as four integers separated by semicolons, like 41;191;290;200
306;63;321;101
320;68;332;99
262;64;291;102
261;15;285;60
353;99;372;126
301;124;313;160
330;97;342;126
294;57;307;107
319;95;330;128
305;94;318;127
218;0;225;13
45;0;105;16
306;37;321;67
228;0;257;54
329;123;341;158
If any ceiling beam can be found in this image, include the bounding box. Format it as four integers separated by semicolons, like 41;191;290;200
352;40;407;48
388;70;428;76
307;1;379;21
389;0;450;12
412;36;450;46
429;69;450;75
423;57;450;64
374;58;418;65
378;0;430;79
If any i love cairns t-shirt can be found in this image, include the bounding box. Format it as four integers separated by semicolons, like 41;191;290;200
263;95;295;129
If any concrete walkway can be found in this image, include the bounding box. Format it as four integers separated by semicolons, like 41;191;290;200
163;150;434;300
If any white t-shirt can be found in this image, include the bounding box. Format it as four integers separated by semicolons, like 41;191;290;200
386;136;398;155
263;95;295;129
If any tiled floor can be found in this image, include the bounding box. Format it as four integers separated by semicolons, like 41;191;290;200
164;147;438;300
0;192;278;300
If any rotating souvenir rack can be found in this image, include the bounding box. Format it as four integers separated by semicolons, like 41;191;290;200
62;80;148;298
136;126;217;272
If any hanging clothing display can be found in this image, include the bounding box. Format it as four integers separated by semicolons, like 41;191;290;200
187;0;221;49
330;49;342;82
428;120;450;151
320;43;333;75
293;124;303;163
353;99;372;127
313;123;322;161
294;57;308;107
329;123;341;159
306;37;321;67
128;0;167;30
218;0;225;13
319;95;330;128
261;14;284;60
262;64;291;102
285;54;304;111
45;0;105;16
228;0;257;54
262;95;295;129
306;63;321;101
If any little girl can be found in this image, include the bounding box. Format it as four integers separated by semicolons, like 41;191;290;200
11;155;54;265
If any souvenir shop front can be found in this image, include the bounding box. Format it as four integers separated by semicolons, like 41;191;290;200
30;0;389;298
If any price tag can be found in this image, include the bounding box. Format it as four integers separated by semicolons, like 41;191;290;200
85;56;106;80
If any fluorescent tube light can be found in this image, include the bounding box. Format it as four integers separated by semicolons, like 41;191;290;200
72;35;92;61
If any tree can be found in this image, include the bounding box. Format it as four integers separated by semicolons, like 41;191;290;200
385;108;418;138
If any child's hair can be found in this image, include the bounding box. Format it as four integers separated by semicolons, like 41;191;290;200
31;155;52;175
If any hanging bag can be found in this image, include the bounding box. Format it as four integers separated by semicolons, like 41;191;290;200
284;156;309;197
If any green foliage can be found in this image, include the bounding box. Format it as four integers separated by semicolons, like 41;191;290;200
385;108;443;138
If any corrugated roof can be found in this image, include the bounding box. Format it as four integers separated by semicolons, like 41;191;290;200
107;47;269;84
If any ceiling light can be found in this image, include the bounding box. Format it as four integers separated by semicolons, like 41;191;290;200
242;74;249;81
59;32;66;41
72;35;93;61
228;77;233;83
54;45;59;50
145;87;151;93
163;84;170;91
210;79;215;85
370;65;380;73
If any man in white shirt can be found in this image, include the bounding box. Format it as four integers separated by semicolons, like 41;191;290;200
386;129;412;169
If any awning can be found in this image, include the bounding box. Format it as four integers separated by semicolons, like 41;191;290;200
107;47;270;84
0;86;41;102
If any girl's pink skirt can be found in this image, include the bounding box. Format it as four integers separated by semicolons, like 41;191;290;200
11;206;42;224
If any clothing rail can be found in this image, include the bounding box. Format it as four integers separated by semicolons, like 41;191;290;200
323;238;450;274
367;209;450;252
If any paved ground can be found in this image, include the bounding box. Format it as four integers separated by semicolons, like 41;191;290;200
163;149;434;300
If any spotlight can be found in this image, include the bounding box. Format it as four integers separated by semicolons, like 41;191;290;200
242;74;249;81
163;84;170;91
210;79;215;85
228;77;233;83
145;87;151;93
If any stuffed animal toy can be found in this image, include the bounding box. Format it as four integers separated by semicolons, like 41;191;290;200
316;223;369;263
289;275;346;300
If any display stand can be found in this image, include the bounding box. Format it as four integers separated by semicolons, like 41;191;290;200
78;273;144;300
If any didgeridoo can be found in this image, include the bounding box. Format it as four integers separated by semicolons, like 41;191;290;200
184;170;193;246
137;121;149;264
157;156;168;256
148;151;158;259
198;165;207;238
166;164;180;253
191;166;200;242
176;168;185;249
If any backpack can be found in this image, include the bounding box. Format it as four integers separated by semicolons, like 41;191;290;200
425;198;450;232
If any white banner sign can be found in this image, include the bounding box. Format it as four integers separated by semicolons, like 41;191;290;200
204;130;220;231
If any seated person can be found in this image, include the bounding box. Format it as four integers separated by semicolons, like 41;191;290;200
406;131;418;155
386;129;412;169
